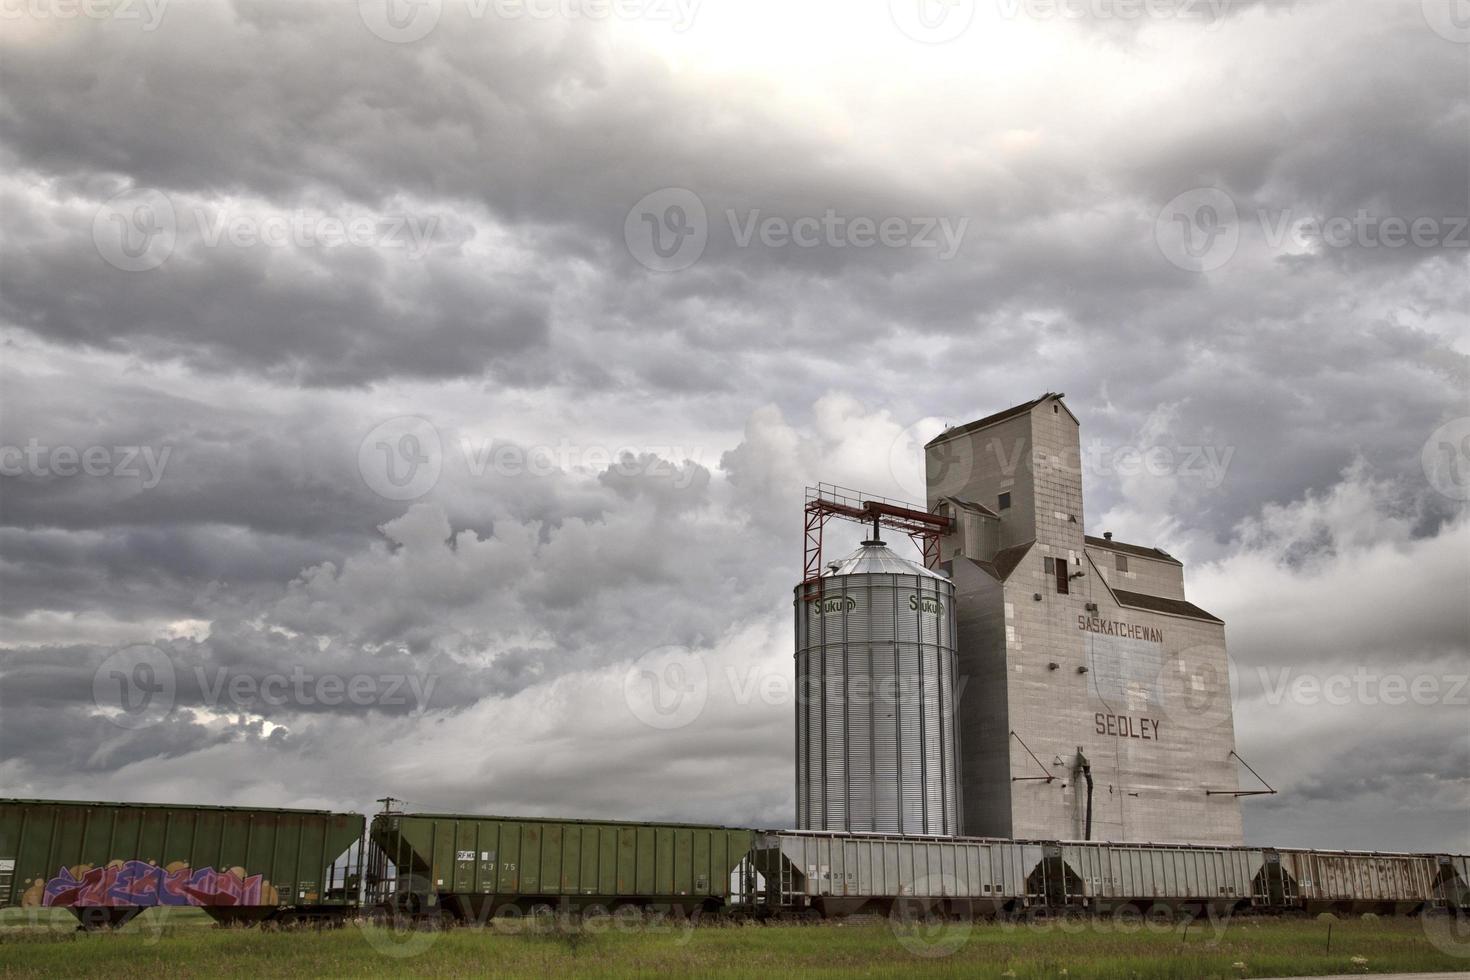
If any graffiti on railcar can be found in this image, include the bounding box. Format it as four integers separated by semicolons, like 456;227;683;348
21;860;280;907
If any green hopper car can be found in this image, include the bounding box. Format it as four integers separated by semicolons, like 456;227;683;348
368;811;757;921
0;798;364;928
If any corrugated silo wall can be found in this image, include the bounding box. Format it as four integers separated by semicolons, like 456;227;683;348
794;572;961;835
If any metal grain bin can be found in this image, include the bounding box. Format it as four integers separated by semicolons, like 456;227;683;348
0;798;363;927
368;812;756;920
794;540;960;836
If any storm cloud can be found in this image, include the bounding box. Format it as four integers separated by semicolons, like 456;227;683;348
0;0;1465;850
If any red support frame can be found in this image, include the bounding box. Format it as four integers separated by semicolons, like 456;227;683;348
802;484;951;588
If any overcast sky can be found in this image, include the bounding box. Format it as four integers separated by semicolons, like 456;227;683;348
0;0;1466;853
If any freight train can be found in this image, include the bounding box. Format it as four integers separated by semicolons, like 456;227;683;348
3;798;1467;929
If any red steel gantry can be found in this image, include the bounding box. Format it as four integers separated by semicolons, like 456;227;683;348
802;484;952;594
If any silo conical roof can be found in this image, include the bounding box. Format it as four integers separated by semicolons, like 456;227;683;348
819;540;948;580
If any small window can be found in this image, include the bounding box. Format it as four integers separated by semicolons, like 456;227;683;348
1116;555;1129;572
1043;556;1055;574
1055;560;1070;595
998;492;1011;511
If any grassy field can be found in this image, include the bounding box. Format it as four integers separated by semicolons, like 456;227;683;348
2;908;1467;978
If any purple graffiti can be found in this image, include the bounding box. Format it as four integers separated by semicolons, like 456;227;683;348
43;861;268;907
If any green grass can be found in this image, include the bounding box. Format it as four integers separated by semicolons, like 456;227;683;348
1;910;1466;978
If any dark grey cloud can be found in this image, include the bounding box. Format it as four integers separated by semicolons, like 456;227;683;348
0;0;1465;850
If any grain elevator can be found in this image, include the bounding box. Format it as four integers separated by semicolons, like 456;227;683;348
796;393;1246;845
